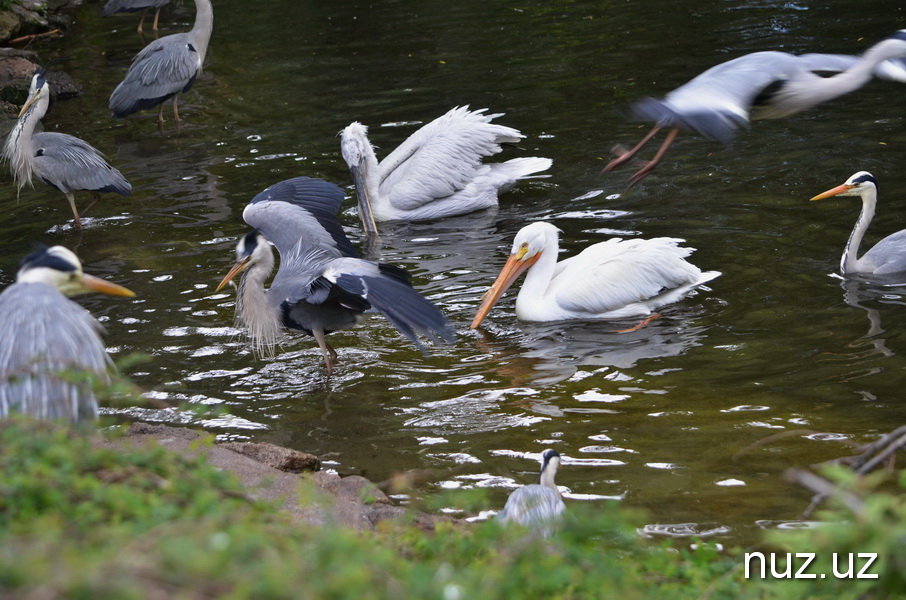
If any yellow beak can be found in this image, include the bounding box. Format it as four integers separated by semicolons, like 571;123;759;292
810;183;853;201
216;257;250;292
469;251;541;329
80;273;136;297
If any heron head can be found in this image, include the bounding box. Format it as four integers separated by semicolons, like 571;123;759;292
216;230;267;291
17;245;135;297
810;171;878;201
18;70;50;119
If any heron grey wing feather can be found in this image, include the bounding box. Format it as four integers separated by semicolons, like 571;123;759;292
0;283;110;422
555;238;701;315
31;132;131;195
861;230;906;274
498;485;565;527
378;107;524;211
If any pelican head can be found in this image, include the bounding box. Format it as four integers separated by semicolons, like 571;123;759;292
17;245;135;297
810;171;878;202
469;222;558;329
340;122;379;235
216;230;271;291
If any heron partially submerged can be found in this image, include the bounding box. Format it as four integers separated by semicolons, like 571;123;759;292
470;222;719;327
2;67;132;231
216;176;455;376
102;0;170;33
340;106;552;234
0;246;135;423
498;449;567;531
604;30;906;187
109;0;213;130
810;171;906;277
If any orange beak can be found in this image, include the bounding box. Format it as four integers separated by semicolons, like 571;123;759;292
80;273;135;297
469;251;541;329
215;257;250;292
810;183;853;201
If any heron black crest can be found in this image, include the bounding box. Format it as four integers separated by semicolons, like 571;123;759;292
19;245;77;273
853;172;878;190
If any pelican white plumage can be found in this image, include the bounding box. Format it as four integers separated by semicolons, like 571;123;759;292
604;30;906;187
810;171;906;277
340;106;552;233
470;222;719;327
498;449;566;531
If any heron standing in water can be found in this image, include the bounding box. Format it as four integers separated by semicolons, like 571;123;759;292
102;0;170;33
498;449;567;532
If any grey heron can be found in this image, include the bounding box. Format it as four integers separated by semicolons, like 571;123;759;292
604;30;906;187
340;106;552;234
810;171;906;277
216;176;456;377
2;67;132;231
102;0;170;33
0;245;135;423
470;222;719;327
498;449;566;531
108;0;212;130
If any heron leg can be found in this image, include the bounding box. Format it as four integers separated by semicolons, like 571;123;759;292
156;103;165;134
152;7;161;31
613;313;662;333
313;329;338;377
173;97;181;133
65;192;82;231
601;125;662;174
626;127;680;188
81;192;101;216
137;9;147;33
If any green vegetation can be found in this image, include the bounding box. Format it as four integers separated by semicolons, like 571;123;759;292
0;417;903;599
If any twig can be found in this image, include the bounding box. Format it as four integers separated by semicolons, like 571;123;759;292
8;29;62;45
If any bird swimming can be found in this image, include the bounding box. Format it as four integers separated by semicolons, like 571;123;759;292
109;0;213;130
497;449;566;531
2;66;132;231
604;30;906;187
216;176;455;376
470;222;719;327
810;171;906;277
0;245;135;423
102;0;170;33
340;106;552;234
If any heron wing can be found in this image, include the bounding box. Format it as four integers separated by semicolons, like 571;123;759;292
377;106;523;211
498;484;565;527
243;177;358;261
553;238;703;315
860;230;906;275
32;132;131;196
0;282;110;422
798;53;906;82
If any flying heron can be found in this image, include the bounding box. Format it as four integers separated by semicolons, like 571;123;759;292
340;106;552;234
216;176;455;376
102;0;170;33
109;0;213;130
810;171;906;277
604;30;906;187
498;449;567;532
470;222;719;328
0;245;135;423
2;67;132;231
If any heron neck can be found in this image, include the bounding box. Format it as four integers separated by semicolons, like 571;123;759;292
539;462;559;491
236;246;281;356
819;38;906;104
842;191;876;275
1;99;44;192
191;0;214;64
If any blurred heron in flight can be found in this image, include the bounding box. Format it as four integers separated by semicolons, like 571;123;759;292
217;176;455;377
604;30;906;187
341;106;552;234
498;449;567;532
0;246;135;423
102;0;170;33
2;66;132;231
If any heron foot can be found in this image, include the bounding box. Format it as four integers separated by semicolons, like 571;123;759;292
626;161;660;189
613;313;661;333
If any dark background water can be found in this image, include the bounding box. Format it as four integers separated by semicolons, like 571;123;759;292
3;0;906;544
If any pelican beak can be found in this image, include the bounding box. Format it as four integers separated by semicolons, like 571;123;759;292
216;257;250;292
469;249;541;329
810;183;853;201
79;273;136;297
350;163;378;236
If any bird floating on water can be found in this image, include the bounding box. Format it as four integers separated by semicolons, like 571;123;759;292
109;0;212;130
604;30;906;187
340;106;552;234
216;176;456;377
470;222;719;328
497;449;567;532
2;67;132;231
810;171;906;277
102;0;170;33
0;246;135;423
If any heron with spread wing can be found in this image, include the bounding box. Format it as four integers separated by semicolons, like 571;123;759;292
604;30;906;187
217;176;455;376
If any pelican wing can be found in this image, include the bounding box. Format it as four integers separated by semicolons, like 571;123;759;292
243;176;358;261
554;238;702;315
32;132;131;196
377;106;523;211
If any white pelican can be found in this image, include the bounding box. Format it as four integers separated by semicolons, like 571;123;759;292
470;222;720;327
604;30;906;187
498;449;566;533
810;171;906;277
340;106;552;233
